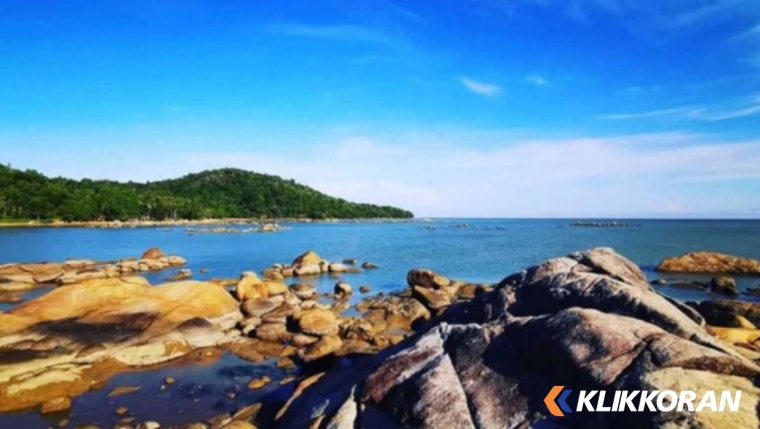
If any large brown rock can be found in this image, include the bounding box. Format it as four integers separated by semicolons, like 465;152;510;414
292;250;322;268
407;269;450;289
0;277;242;412
657;251;760;275
236;271;266;301
275;248;760;429
141;247;165;260
299;309;339;337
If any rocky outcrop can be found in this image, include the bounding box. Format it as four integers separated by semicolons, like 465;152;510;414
0;277;241;412
273;248;760;429
0;247;186;291
657;251;760;275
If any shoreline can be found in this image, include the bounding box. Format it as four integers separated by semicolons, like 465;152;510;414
0;217;421;229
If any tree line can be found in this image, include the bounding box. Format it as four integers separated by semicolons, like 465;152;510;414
0;165;414;221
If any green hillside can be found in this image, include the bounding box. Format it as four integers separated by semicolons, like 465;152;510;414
0;165;414;221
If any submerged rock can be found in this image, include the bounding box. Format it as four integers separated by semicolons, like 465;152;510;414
275;247;760;429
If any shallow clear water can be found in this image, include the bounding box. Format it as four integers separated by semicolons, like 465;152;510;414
1;219;759;427
2;219;759;304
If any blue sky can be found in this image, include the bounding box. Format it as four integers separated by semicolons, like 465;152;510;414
1;0;759;217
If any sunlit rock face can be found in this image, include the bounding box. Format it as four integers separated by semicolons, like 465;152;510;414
0;277;241;412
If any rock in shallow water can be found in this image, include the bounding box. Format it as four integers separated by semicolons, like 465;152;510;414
710;275;739;296
657;251;760;275
274;247;760;429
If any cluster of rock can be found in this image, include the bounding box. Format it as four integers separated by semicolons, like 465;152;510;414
255;250;376;279
185;223;287;235
228;251;409;367
90;219;260;229
652;275;745;296
0;247;186;292
272;248;760;429
217;253;497;418
570;221;635;227
7;246;760;428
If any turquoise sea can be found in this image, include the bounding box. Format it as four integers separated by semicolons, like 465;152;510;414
1;219;759;427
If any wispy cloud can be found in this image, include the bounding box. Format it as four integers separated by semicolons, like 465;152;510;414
731;23;760;42
526;74;550;86
515;0;760;34
600;97;760;121
599;107;700;120
265;23;395;45
460;77;501;96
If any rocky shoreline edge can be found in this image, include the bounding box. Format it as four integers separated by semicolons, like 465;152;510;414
0;217;423;229
1;248;760;428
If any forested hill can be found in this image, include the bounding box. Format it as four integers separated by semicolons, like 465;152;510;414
0;165;414;221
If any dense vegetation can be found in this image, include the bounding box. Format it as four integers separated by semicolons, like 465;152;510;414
0;165;414;221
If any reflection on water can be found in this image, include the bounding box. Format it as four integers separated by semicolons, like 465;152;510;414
0;351;295;428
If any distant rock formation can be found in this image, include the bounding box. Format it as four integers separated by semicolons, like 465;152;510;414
657;251;760;275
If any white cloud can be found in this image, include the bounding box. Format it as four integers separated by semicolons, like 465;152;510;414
176;131;760;218
459;77;501;96
526;74;549;86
